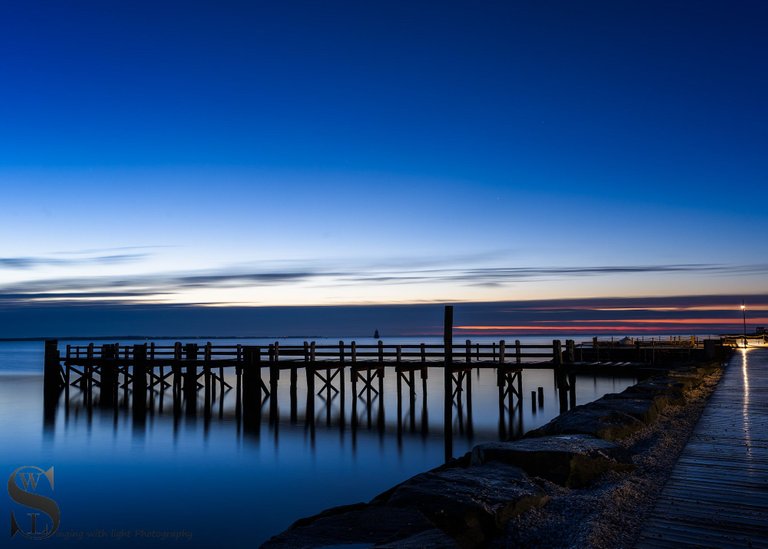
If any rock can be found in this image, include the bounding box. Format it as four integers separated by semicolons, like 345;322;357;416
376;528;460;548
620;378;685;405
381;462;548;547
527;401;645;441
595;394;663;423
470;434;632;487
261;505;436;548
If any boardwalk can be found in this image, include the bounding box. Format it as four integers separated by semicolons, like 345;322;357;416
637;349;768;548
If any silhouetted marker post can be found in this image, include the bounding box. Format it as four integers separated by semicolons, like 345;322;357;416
444;305;453;462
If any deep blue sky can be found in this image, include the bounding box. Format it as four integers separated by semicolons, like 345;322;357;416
0;1;766;334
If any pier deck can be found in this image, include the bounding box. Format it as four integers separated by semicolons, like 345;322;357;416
636;348;768;548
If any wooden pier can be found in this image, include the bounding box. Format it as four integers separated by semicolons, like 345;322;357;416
42;307;722;457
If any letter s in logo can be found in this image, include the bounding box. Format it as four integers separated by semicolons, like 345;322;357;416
8;466;60;540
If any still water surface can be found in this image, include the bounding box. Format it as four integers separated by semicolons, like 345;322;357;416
0;337;636;546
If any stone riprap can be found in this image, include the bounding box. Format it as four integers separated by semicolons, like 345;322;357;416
262;361;723;548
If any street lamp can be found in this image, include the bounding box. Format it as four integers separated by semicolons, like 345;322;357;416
741;301;747;348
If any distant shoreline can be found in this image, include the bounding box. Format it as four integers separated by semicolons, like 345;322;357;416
0;332;724;343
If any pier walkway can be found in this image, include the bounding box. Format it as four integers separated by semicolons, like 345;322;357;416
637;349;768;548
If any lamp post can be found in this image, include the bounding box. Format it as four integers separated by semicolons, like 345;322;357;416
741;301;747;349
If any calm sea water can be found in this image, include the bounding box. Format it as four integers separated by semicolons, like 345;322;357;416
0;337;637;546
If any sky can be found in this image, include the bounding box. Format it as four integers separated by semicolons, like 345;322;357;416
0;1;766;336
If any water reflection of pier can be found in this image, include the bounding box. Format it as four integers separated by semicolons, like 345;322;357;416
43;358;585;461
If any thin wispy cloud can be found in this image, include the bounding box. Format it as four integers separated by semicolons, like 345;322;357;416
0;253;149;269
50;245;177;256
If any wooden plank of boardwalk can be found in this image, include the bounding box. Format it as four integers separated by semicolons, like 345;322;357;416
636;348;768;548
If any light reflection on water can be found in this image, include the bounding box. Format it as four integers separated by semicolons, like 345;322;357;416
1;339;635;546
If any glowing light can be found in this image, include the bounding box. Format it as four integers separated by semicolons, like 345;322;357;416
741;349;752;458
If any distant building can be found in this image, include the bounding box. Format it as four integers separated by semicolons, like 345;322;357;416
756;326;766;335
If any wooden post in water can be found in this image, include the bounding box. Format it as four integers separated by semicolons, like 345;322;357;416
443;305;453;462
132;344;148;414
269;344;279;422
204;342;212;417
64;345;71;392
85;342;95;396
553;339;568;413
339;340;346;426
43;340;61;392
566;339;575;363
307;342;316;425
553;339;563;367
100;344;118;408
420;343;428;386
243;346;262;429
184;343;198;415
465;367;473;435
374;339;383;404
172;342;182;396
350;341;358;411
43;340;61;426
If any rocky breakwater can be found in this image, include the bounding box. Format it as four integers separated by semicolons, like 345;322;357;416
262;360;724;549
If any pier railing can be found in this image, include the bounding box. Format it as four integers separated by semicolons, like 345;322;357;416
62;339;565;366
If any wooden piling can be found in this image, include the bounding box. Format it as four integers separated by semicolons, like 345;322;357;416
553;339;563;367
132;344;148;413
43;340;61;401
86;342;94;396
243;346;262;425
204;342;212;417
339;340;346;424
443;305;453;462
184;343;198;414
566;339;575;363
306;343;315;424
100;344;118;408
269;344;279;422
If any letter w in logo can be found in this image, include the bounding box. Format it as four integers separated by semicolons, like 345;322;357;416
17;472;42;491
